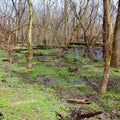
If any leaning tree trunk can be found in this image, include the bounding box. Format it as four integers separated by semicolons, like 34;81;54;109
111;0;120;67
100;0;113;94
27;0;33;68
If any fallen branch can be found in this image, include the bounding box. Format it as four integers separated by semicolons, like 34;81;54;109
67;109;102;120
67;67;78;73
81;111;102;119
67;98;91;104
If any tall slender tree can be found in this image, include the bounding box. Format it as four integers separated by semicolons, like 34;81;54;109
100;0;113;94
64;0;68;44
43;0;47;47
27;0;33;68
111;0;120;67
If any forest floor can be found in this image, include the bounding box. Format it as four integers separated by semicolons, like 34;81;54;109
0;46;120;120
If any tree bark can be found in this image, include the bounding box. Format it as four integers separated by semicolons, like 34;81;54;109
27;0;33;68
100;0;113;94
67;98;91;104
43;0;47;48
64;0;68;44
6;34;13;63
111;0;120;67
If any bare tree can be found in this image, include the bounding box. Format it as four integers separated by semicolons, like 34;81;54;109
58;0;90;57
11;0;27;46
100;0;113;94
27;0;33;68
64;0;68;44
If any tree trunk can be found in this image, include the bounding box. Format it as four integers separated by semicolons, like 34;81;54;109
27;0;33;68
6;34;13;63
47;1;51;45
43;0;47;48
14;14;20;46
100;0;113;94
111;0;120;67
64;0;68;44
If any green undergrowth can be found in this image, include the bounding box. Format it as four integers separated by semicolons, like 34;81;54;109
98;92;120;118
0;49;120;119
37;49;56;55
0;77;67;120
110;67;120;77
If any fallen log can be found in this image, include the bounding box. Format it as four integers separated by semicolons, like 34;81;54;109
67;98;91;104
67;67;79;73
68;109;102;120
2;59;10;62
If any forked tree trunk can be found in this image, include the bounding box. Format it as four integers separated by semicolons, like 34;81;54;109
5;23;27;64
111;0;120;67
100;0;113;94
27;0;33;68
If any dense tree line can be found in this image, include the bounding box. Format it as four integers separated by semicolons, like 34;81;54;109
0;0;120;94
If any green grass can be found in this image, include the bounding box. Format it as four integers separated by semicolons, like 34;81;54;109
0;50;68;120
37;49;56;54
0;83;67;120
30;65;57;78
110;68;120;77
0;49;120;119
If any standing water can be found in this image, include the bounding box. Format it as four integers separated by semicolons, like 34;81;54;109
67;46;103;60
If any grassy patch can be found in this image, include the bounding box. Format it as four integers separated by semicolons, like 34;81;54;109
37;49;56;55
0;84;67;120
0;48;120;119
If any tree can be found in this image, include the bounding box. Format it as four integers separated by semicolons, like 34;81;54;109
58;0;90;57
111;0;120;67
64;0;68;44
11;0;27;46
27;0;33;68
100;0;113;94
43;0;47;47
